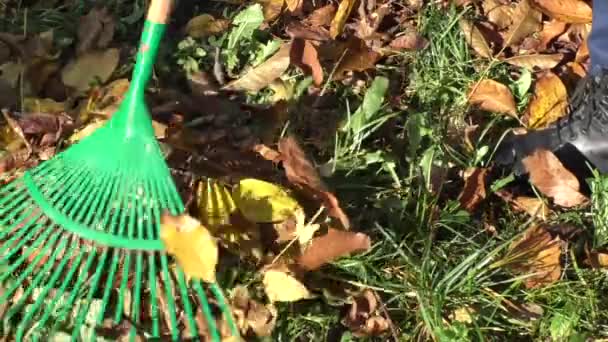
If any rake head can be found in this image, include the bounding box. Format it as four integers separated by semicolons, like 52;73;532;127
0;2;239;340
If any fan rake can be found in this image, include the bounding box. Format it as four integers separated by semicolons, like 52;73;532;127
0;1;239;340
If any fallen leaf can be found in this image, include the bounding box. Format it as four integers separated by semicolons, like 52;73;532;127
258;0;285;21
522;149;587;207
290;39;323;86
532;0;592;24
223;42;291;92
160;212;218;283
458;167;488;212
527;71;568;128
503;53;563;70
388;32;428;50
330;37;382;81
286;22;331;41
342;289;389;337
22;97;66;114
501;224;562;289
61;48;120;92
449;306;477;323
268;79;294;102
77;6;115;54
278;135;326;191
232;178;303;223
585;250;608;269
68;119;106;142
228;286;277;337
459;19;493;58
185;14;231;38
262;267;312;302
504;0;542;47
511;196;551;220
575;37;589;63
468;79;517;117
538;20;567;50
304;4;337;27
197;178;237;228
330;0;357;39
297;228;371;271
285;0;302;12
482;0;514;30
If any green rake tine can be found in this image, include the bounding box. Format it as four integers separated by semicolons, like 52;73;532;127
210;283;240;338
143;179;160;336
0;214;44;260
129;251;144;341
36;246;94;335
159;254;180;340
13;238;77;339
115;250;132;323
85;248;121;341
193;281;221;341
0;206;40;241
0;228;59;300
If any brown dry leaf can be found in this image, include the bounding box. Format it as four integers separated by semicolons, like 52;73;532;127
286;22;331;41
458;167;488;213
330;38;382;80
228;286;277;337
185;14;231;38
511;196;550;220
522;149;587;207
342;289;389;337
304;4;337;27
279;135;325;190
503;53;563;70
527;71;568;128
297;228;371;271
290;39;323;86
504;0;542;47
482;0;513;30
459;19;493;58
538;20;567;50
77;6;115;55
468;79;517;117
532;0;592;24
576;37;589;63
258;0;285;21
330;0;357;39
285;0;303;12
61;48;120;92
22;97;66;114
223;42;291;92
585;250;608;269
502;224;562;289
389;32;428;51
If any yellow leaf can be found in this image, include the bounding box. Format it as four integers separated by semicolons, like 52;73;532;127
61;48;120;92
160;212;218;283
527;71;568;128
68;119;106;143
268;79;294;103
330;0;356;39
197;178;237;228
262;268;311;302
185;14;231;38
293;209;320;246
232;178;302;223
22;97;66;114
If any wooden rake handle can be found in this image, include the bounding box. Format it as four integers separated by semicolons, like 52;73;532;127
147;0;172;24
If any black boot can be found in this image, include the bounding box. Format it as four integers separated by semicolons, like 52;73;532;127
495;68;608;176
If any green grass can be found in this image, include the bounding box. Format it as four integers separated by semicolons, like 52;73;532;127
3;0;608;341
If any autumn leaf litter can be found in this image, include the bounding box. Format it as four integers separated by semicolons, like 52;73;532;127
0;0;607;340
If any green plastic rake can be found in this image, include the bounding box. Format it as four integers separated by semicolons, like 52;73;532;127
0;1;239;340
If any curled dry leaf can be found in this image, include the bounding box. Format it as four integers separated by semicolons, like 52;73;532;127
330;0;357;39
185;14;231;38
538;20;567;50
468;79;517;117
512;196;550;220
388;32;428;51
223;42;291;92
77;6;115;55
262;266;312;302
457;167;488;213
343;289;389;337
532;0;592;24
330;38;382;80
229;286;277;337
159;212;218;283
501;224;562;289
504;0;542;47
504;53;563;70
297;227;371;270
522;149;587;207
576;38;589;63
527;71;568;128
459;19;492;58
304;4;337;27
290;39;323;86
61;48;120;92
482;0;513;30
